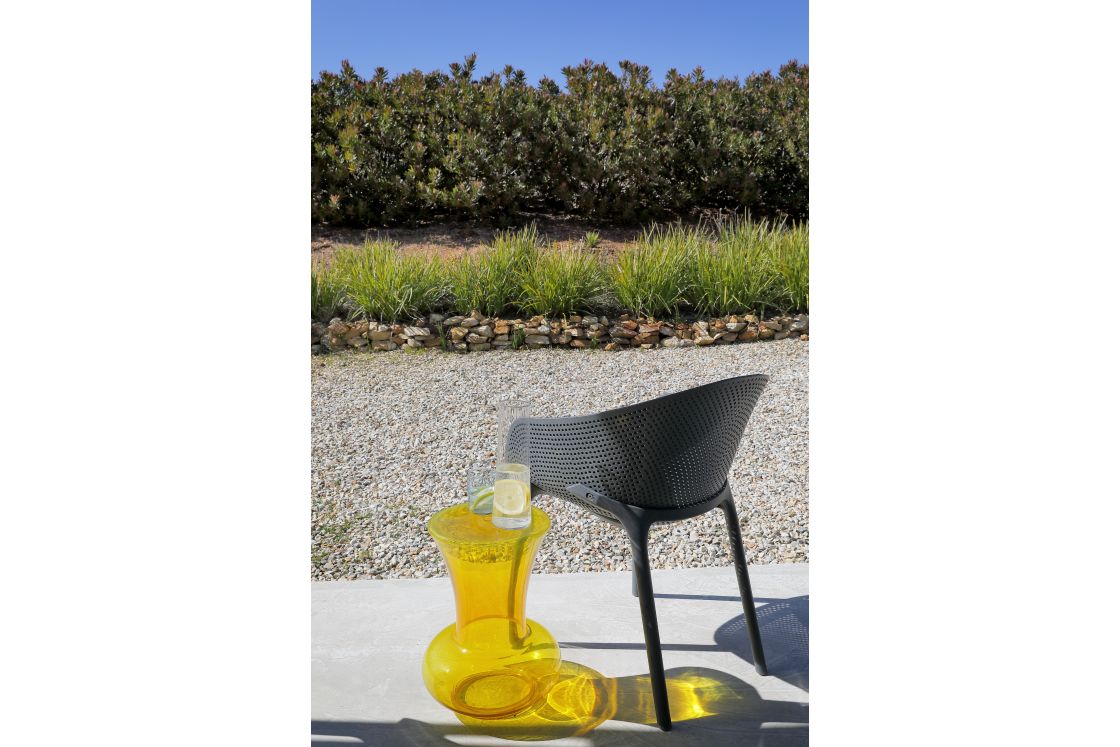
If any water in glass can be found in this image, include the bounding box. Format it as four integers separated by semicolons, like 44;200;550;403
491;463;531;529
467;463;494;515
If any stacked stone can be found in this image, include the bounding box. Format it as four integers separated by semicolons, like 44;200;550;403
439;310;499;352
312;312;807;355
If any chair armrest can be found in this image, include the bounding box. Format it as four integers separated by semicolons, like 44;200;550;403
566;483;614;510
566;483;641;532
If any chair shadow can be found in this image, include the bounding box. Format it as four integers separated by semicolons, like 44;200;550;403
561;595;810;693
717;595;809;692
312;663;807;746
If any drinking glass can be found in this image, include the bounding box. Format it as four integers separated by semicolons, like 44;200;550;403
467;463;494;515
491;463;531;529
495;399;530;465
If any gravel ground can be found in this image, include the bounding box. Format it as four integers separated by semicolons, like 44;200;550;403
311;340;808;580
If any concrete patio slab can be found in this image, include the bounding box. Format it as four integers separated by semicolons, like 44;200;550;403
312;564;808;746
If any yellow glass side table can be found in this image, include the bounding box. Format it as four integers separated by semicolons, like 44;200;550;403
422;503;560;720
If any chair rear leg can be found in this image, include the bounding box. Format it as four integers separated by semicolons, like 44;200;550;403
721;498;769;676
630;531;672;731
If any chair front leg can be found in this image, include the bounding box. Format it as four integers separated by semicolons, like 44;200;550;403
721;497;768;675
629;527;672;731
563;485;674;728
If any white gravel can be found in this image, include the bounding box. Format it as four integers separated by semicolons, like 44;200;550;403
311;340;808;580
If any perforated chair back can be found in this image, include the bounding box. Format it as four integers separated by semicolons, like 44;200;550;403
505;374;768;520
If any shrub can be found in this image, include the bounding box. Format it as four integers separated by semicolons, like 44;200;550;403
311;56;808;226
693;218;778;316
448;226;539;316
331;241;448;321
311;266;346;322
519;246;609;317
769;221;809;312
611;225;703;317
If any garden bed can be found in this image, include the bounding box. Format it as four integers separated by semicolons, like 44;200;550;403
313;220;808;344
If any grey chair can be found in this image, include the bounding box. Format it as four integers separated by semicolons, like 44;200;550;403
505;374;770;731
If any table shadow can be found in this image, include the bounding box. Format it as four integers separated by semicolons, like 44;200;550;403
312;662;807;745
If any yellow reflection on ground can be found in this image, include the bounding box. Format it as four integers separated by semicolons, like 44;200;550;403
455;661;613;740
455;662;754;741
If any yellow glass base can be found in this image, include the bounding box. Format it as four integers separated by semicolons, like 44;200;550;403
422;504;559;720
422;617;561;719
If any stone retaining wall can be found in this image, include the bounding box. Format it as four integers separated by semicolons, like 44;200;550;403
312;312;807;354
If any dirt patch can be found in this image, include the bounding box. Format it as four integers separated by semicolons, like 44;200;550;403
311;215;715;266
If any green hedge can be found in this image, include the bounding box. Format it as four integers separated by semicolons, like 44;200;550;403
311;56;808;226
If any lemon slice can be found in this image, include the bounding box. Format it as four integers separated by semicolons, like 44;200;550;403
493;479;529;515
469;486;494;511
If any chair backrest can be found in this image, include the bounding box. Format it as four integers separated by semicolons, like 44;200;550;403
505;374;768;517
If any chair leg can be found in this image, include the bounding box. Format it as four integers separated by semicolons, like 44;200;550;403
721;498;768;676
631;565;639;597
630;531;672;731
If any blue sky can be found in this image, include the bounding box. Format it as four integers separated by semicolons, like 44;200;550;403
312;0;807;85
